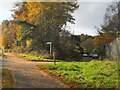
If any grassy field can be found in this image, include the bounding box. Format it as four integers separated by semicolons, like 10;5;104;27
16;53;61;62
38;60;119;88
2;68;15;88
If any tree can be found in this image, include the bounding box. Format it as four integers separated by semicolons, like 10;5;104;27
98;1;120;38
94;2;120;57
2;20;11;49
11;2;80;60
81;38;94;53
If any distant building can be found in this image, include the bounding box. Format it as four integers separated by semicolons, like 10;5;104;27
105;38;120;60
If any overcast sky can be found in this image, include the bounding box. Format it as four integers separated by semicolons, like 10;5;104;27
70;2;112;35
0;0;113;36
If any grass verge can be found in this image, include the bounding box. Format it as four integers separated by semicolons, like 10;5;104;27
16;53;62;62
37;60;119;88
2;68;15;88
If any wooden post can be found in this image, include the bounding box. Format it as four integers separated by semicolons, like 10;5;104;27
53;51;56;65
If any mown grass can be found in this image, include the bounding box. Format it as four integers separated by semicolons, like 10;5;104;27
16;53;61;62
38;60;119;88
2;68;15;88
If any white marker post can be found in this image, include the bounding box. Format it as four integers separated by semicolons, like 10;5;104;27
47;42;52;55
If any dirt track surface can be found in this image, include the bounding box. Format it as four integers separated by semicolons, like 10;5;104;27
2;53;66;88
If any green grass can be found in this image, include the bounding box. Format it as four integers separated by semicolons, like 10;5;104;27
2;68;15;88
38;60;119;88
16;53;61;62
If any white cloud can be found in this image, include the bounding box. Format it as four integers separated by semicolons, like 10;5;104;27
0;2;15;22
0;0;115;2
0;1;113;36
69;2;112;35
0;2;14;12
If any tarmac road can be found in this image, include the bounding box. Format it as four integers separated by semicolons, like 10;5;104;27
2;53;67;88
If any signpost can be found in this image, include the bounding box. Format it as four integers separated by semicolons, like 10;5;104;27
47;42;56;65
47;42;52;55
53;51;56;65
16;41;21;46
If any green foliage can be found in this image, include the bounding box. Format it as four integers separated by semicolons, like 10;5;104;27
3;2;81;60
38;60;119;88
11;2;80;60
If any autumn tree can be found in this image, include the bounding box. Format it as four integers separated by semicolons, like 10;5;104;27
81;38;94;53
11;2;80;60
2;20;11;49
